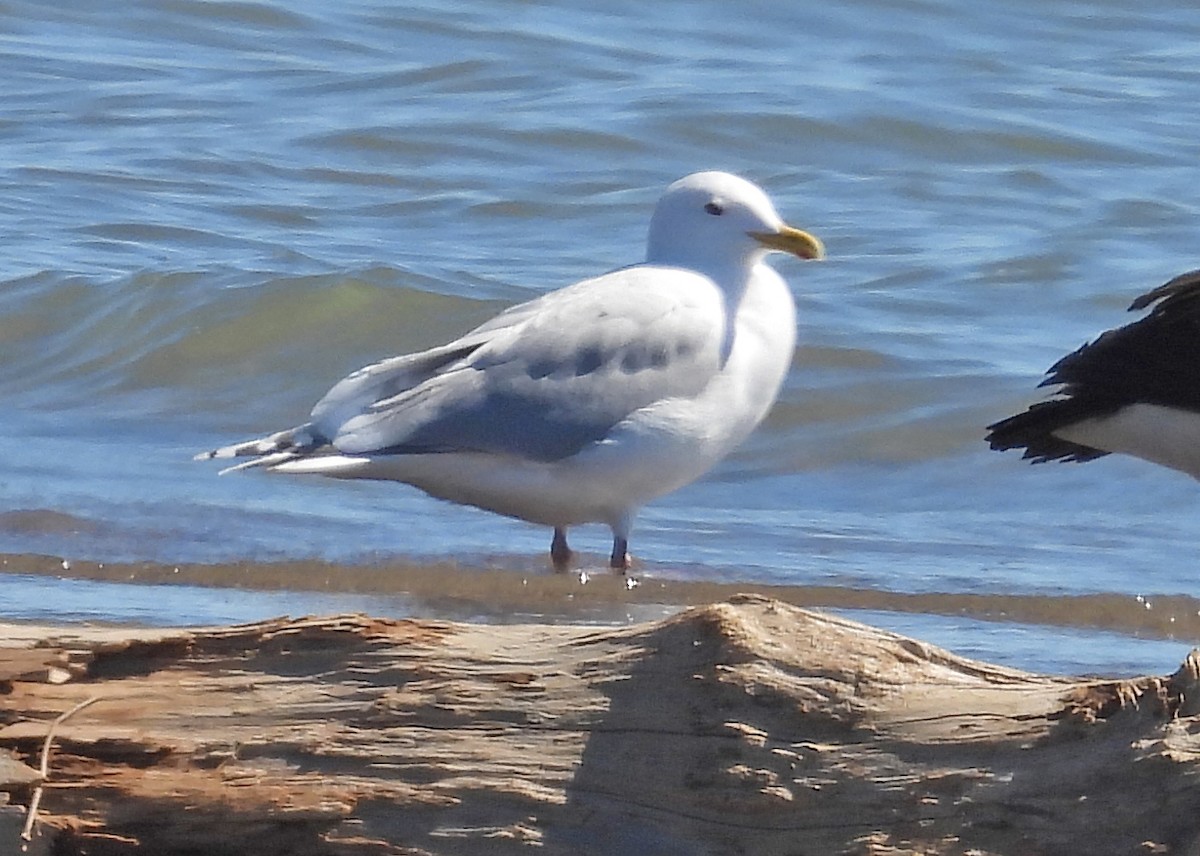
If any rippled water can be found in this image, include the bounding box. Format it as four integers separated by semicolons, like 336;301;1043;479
4;0;1200;675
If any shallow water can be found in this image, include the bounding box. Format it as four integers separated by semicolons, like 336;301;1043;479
4;0;1200;676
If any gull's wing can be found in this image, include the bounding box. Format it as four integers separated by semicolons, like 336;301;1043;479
310;339;486;435
325;265;728;462
309;280;602;433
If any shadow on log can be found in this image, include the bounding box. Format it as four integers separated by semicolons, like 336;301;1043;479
2;594;1199;855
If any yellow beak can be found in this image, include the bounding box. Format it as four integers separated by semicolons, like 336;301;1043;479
749;225;825;261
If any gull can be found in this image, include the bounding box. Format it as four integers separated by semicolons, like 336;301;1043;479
197;171;824;571
987;268;1200;478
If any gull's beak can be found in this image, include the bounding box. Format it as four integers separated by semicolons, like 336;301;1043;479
750;225;825;261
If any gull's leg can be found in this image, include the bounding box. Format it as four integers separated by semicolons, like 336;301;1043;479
608;514;633;573
609;536;631;573
550;527;573;572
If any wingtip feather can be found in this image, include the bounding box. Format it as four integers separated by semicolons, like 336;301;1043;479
195;425;319;468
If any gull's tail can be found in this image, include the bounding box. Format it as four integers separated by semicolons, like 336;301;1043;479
194;423;325;474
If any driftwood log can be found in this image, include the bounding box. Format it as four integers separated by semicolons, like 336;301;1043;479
1;594;1199;855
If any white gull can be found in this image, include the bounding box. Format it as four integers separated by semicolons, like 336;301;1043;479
197;171;824;571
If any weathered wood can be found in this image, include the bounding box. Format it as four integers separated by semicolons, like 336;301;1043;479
1;595;1199;855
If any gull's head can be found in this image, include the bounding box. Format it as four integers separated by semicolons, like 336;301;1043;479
646;171;824;275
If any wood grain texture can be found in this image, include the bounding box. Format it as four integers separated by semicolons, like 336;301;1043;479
2;596;1199;855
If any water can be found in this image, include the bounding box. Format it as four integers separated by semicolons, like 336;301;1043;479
3;0;1200;676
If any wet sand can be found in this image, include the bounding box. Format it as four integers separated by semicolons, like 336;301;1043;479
2;550;1199;642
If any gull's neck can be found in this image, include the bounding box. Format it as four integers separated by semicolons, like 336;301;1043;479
645;248;771;366
645;246;766;300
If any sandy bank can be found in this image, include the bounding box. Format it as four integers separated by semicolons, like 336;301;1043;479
4;550;1200;640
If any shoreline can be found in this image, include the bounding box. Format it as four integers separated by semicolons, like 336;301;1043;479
1;549;1199;642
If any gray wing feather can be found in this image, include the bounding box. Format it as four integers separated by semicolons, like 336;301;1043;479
308;288;559;434
310;338;484;435
331;267;727;462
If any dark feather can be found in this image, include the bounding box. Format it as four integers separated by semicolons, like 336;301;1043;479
987;268;1200;461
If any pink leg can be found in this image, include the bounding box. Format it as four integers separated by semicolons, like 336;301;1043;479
609;536;630;574
550;527;572;572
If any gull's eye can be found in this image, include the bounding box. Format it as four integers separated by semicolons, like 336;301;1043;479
704;201;724;216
